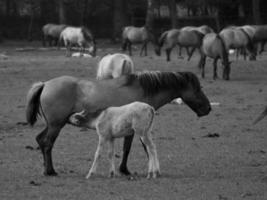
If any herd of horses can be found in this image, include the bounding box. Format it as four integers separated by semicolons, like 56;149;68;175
25;23;267;179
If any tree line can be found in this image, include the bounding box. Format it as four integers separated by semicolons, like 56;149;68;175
0;0;266;41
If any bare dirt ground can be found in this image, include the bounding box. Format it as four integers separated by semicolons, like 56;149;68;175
0;40;266;200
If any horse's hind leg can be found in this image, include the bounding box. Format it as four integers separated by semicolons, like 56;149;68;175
119;132;134;175
213;57;218;80
166;48;172;62
38;125;62;176
107;139;115;177
187;47;196;61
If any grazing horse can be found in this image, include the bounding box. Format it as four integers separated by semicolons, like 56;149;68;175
199;33;231;80
253;106;267;124
122;26;157;56
219;27;256;60
42;23;67;47
26;71;211;176
250;25;267;55
155;29;204;61
59;26;96;57
96;53;134;80
69;102;159;179
180;25;214;58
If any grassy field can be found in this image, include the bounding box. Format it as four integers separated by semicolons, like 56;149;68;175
0;40;266;200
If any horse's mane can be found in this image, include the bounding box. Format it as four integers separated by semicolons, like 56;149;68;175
124;71;201;96
81;26;95;43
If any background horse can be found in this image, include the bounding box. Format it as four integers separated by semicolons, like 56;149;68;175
96;53;134;80
180;25;214;58
199;33;231;80
219;27;256;60
59;26;96;57
42;23;67;47
155;29;204;61
251;25;267;55
69;102;159;179
26;71;211;176
122;26;157;56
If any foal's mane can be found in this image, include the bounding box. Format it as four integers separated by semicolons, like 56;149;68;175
124;71;201;96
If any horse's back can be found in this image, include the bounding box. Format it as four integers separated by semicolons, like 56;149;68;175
220;28;247;48
202;33;224;58
178;30;203;46
43;23;67;37
123;26;147;42
253;25;267;41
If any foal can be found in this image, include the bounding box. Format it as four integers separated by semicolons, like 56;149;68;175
69;102;160;179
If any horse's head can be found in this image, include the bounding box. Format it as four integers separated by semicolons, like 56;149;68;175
81;27;97;56
178;72;211;117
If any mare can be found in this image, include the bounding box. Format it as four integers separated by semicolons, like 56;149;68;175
155;29;204;61
42;23;67;46
199;33;231;80
96;53;134;80
26;71;211;176
59;26;96;57
122;26;158;56
219;27;256;60
69;102;159;179
180;25;214;58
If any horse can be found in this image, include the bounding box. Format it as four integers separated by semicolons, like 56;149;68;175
59;26;96;57
121;26;158;56
26;71;211;176
199;33;231;80
250;25;267;55
219;27;256;60
253;106;267;124
69;102;160;179
42;23;67;47
179;25;214;58
96;53;134;80
155;29;204;61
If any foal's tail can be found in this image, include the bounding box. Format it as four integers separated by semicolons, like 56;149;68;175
26;82;45;126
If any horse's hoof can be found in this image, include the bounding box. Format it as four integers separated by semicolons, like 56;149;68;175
119;166;131;176
109;171;115;178
147;172;153;179
86;172;94;179
153;171;161;178
44;170;58;176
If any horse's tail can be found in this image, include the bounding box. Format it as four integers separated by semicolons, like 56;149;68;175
216;34;228;60
253;106;267;124
26;82;45;126
239;28;255;53
158;31;168;47
121;59;134;75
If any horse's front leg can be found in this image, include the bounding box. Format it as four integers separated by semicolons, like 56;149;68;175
107;139;115;177
119;131;134;175
166;48;172;62
128;42;132;56
200;55;206;78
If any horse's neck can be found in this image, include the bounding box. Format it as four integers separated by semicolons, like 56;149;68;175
147;90;179;110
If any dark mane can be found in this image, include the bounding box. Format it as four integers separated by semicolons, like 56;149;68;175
124;71;201;96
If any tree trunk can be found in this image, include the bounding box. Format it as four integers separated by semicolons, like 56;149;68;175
168;0;177;28
145;0;156;31
58;0;66;24
252;0;261;24
5;0;10;16
112;0;128;41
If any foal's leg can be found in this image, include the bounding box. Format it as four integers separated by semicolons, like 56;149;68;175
107;139;115;177
146;131;160;177
86;136;106;179
119;131;134;175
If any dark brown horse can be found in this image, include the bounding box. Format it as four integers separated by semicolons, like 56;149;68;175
42;23;67;47
26;71;211;176
155;29;204;61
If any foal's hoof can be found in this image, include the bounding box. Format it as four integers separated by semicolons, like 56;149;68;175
109;171;115;178
147;171;160;179
44;170;58;176
86;172;95;179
